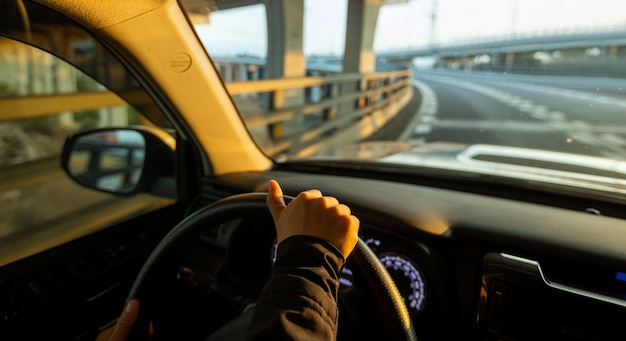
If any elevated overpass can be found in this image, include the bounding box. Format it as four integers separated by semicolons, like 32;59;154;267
376;27;626;74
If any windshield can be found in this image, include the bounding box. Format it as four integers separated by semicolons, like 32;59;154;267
181;0;626;198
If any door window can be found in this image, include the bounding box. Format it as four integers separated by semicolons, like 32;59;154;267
0;2;175;266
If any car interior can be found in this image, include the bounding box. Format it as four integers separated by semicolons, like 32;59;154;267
1;0;626;340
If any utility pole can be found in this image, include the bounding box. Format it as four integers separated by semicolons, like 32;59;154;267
510;0;518;35
429;0;437;46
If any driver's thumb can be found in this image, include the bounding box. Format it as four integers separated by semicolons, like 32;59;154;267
109;299;140;341
266;180;286;223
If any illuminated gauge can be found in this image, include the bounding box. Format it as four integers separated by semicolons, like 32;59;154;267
379;253;426;313
365;237;382;249
338;266;354;288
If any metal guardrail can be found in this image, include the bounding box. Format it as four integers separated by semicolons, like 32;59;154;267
225;69;409;94
0;68;413;161
0;92;126;120
225;68;413;157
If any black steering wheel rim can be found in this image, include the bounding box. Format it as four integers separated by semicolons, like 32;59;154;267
126;192;417;341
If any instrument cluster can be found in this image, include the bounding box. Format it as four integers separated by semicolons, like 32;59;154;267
340;232;435;320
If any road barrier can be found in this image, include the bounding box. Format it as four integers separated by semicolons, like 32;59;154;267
225;68;413;157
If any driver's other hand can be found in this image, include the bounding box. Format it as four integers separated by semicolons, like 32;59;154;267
95;299;152;341
266;179;360;259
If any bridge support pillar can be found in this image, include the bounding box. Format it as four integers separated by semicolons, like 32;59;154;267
505;51;515;72
264;0;305;79
606;45;618;59
342;0;383;73
263;0;305;140
490;52;501;71
340;0;383;123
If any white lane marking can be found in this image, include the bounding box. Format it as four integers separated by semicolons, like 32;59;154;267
549;111;566;121
482;79;626;109
600;134;626;147
428;120;626;139
475;81;626;157
415;125;433;134
420;115;436;123
571;120;592;131
414;73;626;157
399;79;438;141
431;120;558;132
569;134;599;146
418;74;568;124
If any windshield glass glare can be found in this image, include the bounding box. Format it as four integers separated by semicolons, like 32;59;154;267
182;0;626;195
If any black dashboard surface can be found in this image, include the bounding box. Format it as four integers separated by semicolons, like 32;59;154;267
216;170;626;264
211;169;626;340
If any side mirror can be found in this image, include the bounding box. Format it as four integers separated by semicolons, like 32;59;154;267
61;127;176;198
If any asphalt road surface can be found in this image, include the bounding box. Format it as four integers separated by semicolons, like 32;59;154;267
409;70;626;159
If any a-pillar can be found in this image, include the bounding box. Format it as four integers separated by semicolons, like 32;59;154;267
263;0;305;140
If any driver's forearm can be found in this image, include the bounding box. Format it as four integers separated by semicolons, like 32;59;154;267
247;235;345;340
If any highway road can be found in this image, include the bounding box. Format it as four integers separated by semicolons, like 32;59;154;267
409;70;626;159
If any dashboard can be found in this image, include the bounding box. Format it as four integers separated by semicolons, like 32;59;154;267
480;252;626;339
197;169;626;340
4;166;626;340
177;214;447;339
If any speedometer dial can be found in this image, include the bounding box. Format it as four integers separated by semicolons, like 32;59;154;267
379;253;426;313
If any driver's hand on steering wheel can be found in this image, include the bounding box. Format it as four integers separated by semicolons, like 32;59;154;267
96;180;359;341
266;179;360;259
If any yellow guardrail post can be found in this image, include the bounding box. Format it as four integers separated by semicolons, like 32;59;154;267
225;68;412;157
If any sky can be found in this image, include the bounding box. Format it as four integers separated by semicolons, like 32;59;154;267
195;0;626;57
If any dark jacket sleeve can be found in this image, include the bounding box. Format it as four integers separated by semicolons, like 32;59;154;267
246;235;346;340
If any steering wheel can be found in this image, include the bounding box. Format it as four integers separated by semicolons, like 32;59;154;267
126;192;417;340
